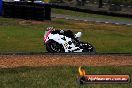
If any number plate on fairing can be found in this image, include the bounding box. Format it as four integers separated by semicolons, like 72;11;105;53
64;42;68;48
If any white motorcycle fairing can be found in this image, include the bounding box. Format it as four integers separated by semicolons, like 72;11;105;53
44;31;83;52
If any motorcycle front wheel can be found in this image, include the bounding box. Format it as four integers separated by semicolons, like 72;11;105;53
46;40;65;52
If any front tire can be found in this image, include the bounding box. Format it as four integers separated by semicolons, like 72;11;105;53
46;40;65;52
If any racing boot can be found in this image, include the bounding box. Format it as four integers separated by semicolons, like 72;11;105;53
75;32;82;41
74;32;82;46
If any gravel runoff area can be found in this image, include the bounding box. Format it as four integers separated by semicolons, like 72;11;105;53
0;54;132;68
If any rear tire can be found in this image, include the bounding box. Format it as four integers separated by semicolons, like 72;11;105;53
81;42;96;54
46;40;65;52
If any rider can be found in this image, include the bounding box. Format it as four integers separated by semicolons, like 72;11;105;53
46;27;81;43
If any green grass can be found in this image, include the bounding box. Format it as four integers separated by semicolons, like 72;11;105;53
52;8;132;21
0;19;45;52
0;65;132;88
0;17;132;53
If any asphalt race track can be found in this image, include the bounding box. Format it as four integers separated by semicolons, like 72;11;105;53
52;13;132;25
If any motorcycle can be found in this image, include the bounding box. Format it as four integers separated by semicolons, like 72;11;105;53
43;27;96;53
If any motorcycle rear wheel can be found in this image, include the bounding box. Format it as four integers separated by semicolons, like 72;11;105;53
81;42;96;54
